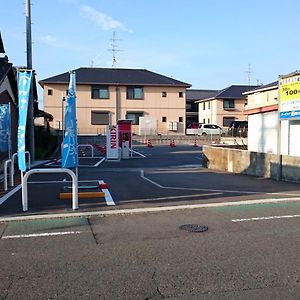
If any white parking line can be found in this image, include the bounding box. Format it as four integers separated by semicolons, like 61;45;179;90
140;170;300;196
232;215;300;222
2;231;82;239
99;180;115;206
130;149;146;158
94;157;105;167
0;185;22;205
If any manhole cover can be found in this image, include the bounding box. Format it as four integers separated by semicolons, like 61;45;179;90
179;224;208;233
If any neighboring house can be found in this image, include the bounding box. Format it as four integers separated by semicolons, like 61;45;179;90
244;78;300;156
40;68;191;135
186;89;218;127
195;85;258;127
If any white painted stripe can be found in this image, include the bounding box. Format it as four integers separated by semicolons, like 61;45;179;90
120;192;222;203
140;170;164;188
0;185;22;205
1;197;300;222
130;149;146;158
94;157;105;167
99;180;115;206
232;215;300;222
140;170;300;196
2;231;81;239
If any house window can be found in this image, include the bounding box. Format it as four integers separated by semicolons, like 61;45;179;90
223;117;235;127
203;119;205;123
162;116;167;122
48;89;53;96
208;101;211;109
127;86;144;99
91;85;109;99
223;99;235;109
179;117;183;123
162;91;167;97
91;111;110;125
208;118;210;123
203;102;206;110
179;92;183;98
125;112;143;125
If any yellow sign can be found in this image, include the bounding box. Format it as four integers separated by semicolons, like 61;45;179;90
279;74;300;102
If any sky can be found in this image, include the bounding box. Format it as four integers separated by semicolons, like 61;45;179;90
2;0;300;106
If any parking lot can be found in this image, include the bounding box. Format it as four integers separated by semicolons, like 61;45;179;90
1;145;300;218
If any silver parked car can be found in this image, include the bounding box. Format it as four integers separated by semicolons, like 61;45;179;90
198;124;222;135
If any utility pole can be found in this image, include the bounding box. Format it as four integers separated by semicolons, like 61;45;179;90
25;0;35;161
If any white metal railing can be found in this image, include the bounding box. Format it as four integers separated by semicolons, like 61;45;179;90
11;151;31;187
78;144;94;157
22;168;78;212
4;159;12;191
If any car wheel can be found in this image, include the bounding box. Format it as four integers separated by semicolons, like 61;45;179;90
202;132;207;136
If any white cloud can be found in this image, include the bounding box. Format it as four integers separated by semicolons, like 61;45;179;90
39;35;69;48
81;5;132;32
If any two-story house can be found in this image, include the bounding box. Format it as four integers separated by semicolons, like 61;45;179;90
195;85;258;127
186;89;219;127
40;68;191;135
244;75;300;157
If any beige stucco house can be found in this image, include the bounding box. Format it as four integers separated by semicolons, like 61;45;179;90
196;85;258;127
244;76;300;157
40;68;191;135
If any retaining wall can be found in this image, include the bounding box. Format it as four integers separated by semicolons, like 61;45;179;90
202;145;300;183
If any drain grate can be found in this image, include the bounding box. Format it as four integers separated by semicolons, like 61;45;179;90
179;224;208;233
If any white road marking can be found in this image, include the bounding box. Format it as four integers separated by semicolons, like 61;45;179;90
140;170;300;196
130;149;146;158
94;157;105;167
1;197;300;222
99;180;115;206
120;192;222;203
140;170;163;188
232;215;300;222
2;231;81;239
0;185;22;205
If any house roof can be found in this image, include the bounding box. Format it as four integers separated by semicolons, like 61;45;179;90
243;81;278;95
0;57;18;102
0;32;5;54
39;67;191;88
195;85;259;102
186;89;219;101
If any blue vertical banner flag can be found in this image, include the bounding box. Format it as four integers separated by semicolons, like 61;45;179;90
61;71;78;168
17;70;32;172
0;103;11;152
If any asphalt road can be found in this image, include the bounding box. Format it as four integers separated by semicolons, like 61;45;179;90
0;202;300;299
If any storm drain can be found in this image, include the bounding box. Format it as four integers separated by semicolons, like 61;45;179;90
179;224;208;233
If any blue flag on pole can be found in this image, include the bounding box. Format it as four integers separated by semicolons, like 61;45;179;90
0;104;10;152
61;71;78;168
17;70;32;172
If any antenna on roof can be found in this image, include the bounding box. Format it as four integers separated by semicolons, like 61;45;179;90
108;31;122;67
245;64;253;85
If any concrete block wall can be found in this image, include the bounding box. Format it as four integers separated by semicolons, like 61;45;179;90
202;145;300;183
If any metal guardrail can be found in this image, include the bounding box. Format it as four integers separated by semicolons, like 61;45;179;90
11;151;31;187
21;168;78;212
